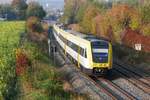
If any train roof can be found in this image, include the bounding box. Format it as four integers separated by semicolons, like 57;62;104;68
66;30;87;38
66;30;109;43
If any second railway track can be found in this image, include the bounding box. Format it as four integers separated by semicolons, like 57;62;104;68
91;62;150;99
94;77;136;100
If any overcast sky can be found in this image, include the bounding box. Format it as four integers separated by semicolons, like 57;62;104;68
0;0;64;10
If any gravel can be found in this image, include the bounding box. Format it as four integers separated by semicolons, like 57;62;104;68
111;70;150;100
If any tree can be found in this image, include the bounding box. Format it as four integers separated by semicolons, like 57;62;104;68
26;2;46;19
75;3;88;23
11;0;27;19
140;4;150;24
0;4;16;20
63;0;88;24
81;5;99;33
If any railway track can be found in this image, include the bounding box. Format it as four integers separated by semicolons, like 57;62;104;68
94;77;136;100
90;79;117;100
49;30;150;99
115;60;150;77
114;64;150;93
91;62;150;99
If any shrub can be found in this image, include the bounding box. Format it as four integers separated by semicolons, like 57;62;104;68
15;48;29;76
26;17;47;42
26;16;43;33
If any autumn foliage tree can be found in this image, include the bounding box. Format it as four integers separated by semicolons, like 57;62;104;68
105;4;140;42
80;5;99;34
63;0;150;51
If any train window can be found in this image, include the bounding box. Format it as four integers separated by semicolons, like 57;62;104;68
80;47;84;56
67;40;78;52
91;41;109;63
72;43;78;52
79;47;87;58
68;41;74;49
83;49;87;58
92;41;109;49
67;40;87;58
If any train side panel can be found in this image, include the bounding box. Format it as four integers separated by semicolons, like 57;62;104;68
54;25;93;69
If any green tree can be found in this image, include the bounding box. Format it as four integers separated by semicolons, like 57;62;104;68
0;4;12;18
11;0;27;20
26;2;46;19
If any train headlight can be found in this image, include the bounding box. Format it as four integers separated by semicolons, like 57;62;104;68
95;68;101;72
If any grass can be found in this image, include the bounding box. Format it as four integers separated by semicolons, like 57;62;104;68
17;39;86;100
0;21;86;100
0;21;25;99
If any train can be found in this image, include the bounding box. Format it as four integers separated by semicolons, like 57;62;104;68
53;24;113;75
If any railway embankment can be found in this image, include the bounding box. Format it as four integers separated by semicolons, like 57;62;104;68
16;17;88;100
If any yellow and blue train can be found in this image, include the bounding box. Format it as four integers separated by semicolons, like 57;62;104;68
53;24;113;75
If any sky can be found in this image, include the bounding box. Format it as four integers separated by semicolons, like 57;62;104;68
0;0;64;10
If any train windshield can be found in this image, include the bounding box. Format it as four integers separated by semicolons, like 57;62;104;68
91;41;109;63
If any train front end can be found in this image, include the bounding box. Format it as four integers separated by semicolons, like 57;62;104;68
91;40;113;75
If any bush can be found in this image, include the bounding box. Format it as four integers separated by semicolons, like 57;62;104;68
26;17;47;42
26;16;43;33
15;48;30;76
